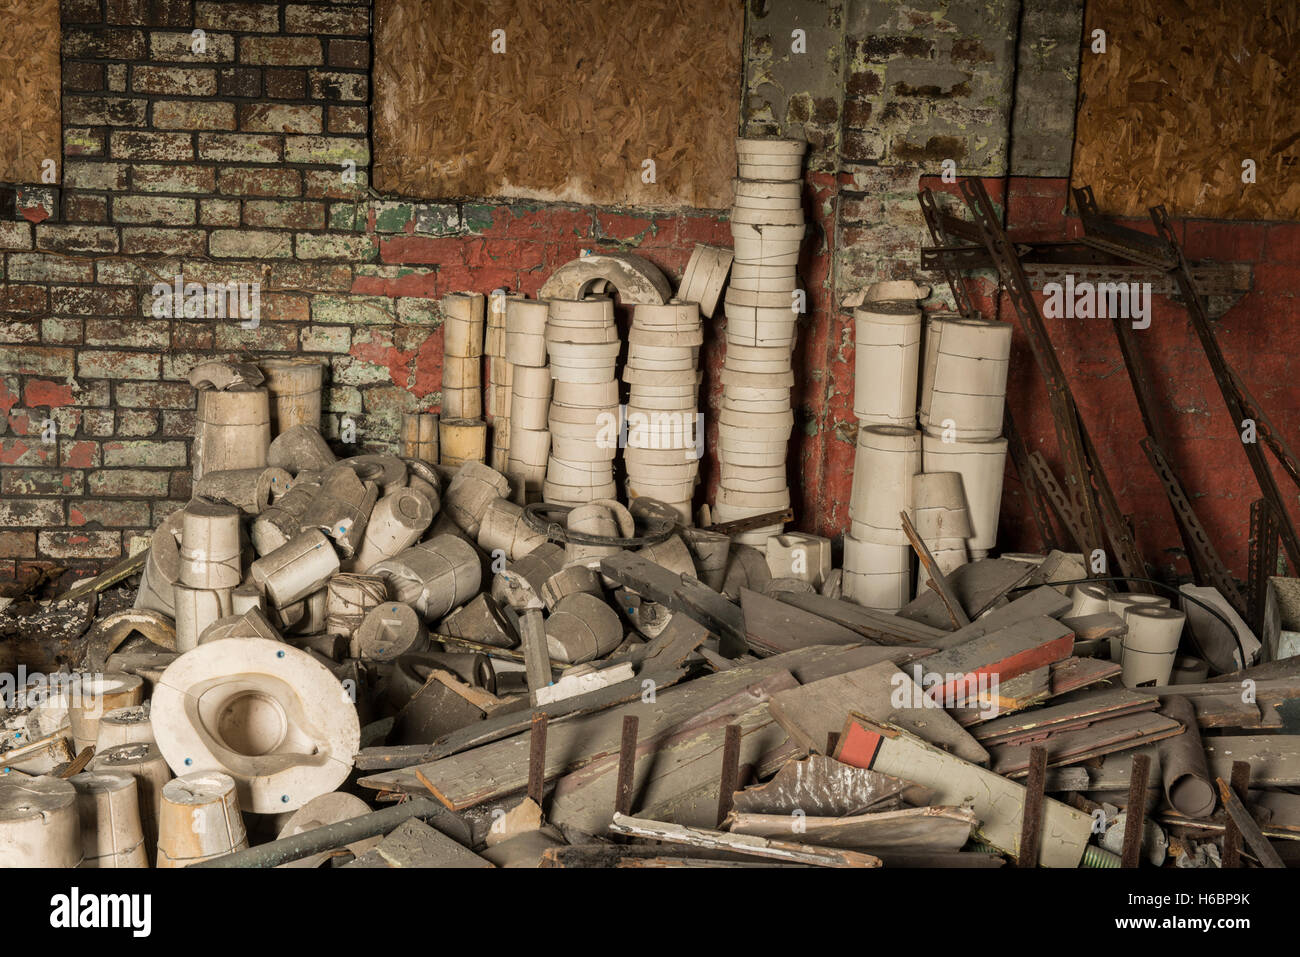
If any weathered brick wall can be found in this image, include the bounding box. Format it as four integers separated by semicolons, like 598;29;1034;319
0;0;729;581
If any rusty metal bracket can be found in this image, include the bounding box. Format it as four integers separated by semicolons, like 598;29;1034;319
1003;409;1064;552
1142;437;1247;616
1075;185;1176;269
1248;499;1281;639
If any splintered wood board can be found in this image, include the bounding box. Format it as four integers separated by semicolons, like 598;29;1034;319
372;0;743;208
0;0;60;184
1073;0;1300;219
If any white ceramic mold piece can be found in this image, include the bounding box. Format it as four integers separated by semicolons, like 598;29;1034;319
477;497;546;560
96;702;155;751
564;500;635;571
864;280;931;303
68;672;145;753
353;487;435;571
439;417;488;467
545;592;624;665
193;387;271;483
675;249;733;319
914;542;969;598
919;433;1008;551
259;357;324;436
505;299;551;366
324;573;388;637
853;300;923;426
539;251;671;304
841;536;912;612
0;774;81;867
444;460;512;536
370;534;482;621
230;582;265;616
275;792;379;868
71;771;148;868
848;424;922;545
251;471;321;556
193;466;293;516
249;528;340;609
173;583;234;653
179;499;243;591
354;602;429;661
918;315;1013;441
89;742;172;855
1108;593;1172;661
1068;581;1112;616
155;771;248;867
152;638;361;815
490;542;565;610
267;424;336;474
133;511;184;616
299;464;379;557
1121;606;1187;688
765;533;832;587
911;471;974;541
540;564;604;611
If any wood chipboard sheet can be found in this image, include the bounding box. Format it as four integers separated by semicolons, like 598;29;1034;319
0;0;61;184
1073;0;1300;219
372;0;744;209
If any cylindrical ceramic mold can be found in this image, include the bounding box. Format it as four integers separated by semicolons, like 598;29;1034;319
71;771;148;868
0;775;81;867
69;672;145;753
1171;655;1209;684
90;742;172;856
173;583;234;652
911;471;974;541
194;466;292;516
299;465;379;557
1069;582;1112;616
852;300;922;425
848;425;922;545
477;497;547;560
919;433;1008;551
249;528;341;608
150;638;359;813
155;772;248;868
442;292;486;357
918;315;1013;440
505;299;551;366
540;564;604;610
251;470;322;556
440;417;488;467
260;358;324;436
194;388;271;482
681;528;731;591
842;536;912;612
544;592;623;664
231;581;265;615
1122;606;1187;687
339;453;407;495
354;601;430;661
325;573;388;637
179;499;243;590
96;702;155;751
134;511;183;615
444;461;512;537
371;534;482;621
275;792;381;868
490;542;566;610
267;424;336;474
442;385;482;421
353;487;434;571
563;500;635;570
1109;593;1173;661
401;412;440;464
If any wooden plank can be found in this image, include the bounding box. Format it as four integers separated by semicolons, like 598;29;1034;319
620;614;709;668
1121;753;1152;868
896;558;1036;629
900;510;970;628
775;591;948;645
608;813;882;868
1058;611;1127;643
972;687;1160;745
932;586;1074;651
363;818;492;869
1018;746;1049;868
769;660;989;765
915;616;1075;707
740;587;871;655
548;704;794;835
989;712;1184;777
352;666;689;771
834;716;1094;867
949;656;1123;726
725;806;977;851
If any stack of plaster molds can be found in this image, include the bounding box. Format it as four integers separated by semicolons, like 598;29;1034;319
842;283;926;610
918;312;1013;561
624;300;704;524
505;297;552;503
543;297;620;505
485;290;513;471
716;137;806;550
440;292;487;467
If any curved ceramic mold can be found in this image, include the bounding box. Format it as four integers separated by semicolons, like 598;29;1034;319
89;742;172;855
249;528;340;609
152;638;360;814
1068;582;1112;616
539;251;671;304
677;250;733;318
842;536;912;612
275;792;379;868
911;471;974;541
355;602;429;661
174;583;234;653
441;292;486;358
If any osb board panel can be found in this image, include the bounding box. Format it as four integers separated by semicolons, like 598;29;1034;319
0;0;60;183
1072;0;1300;220
372;0;743;210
